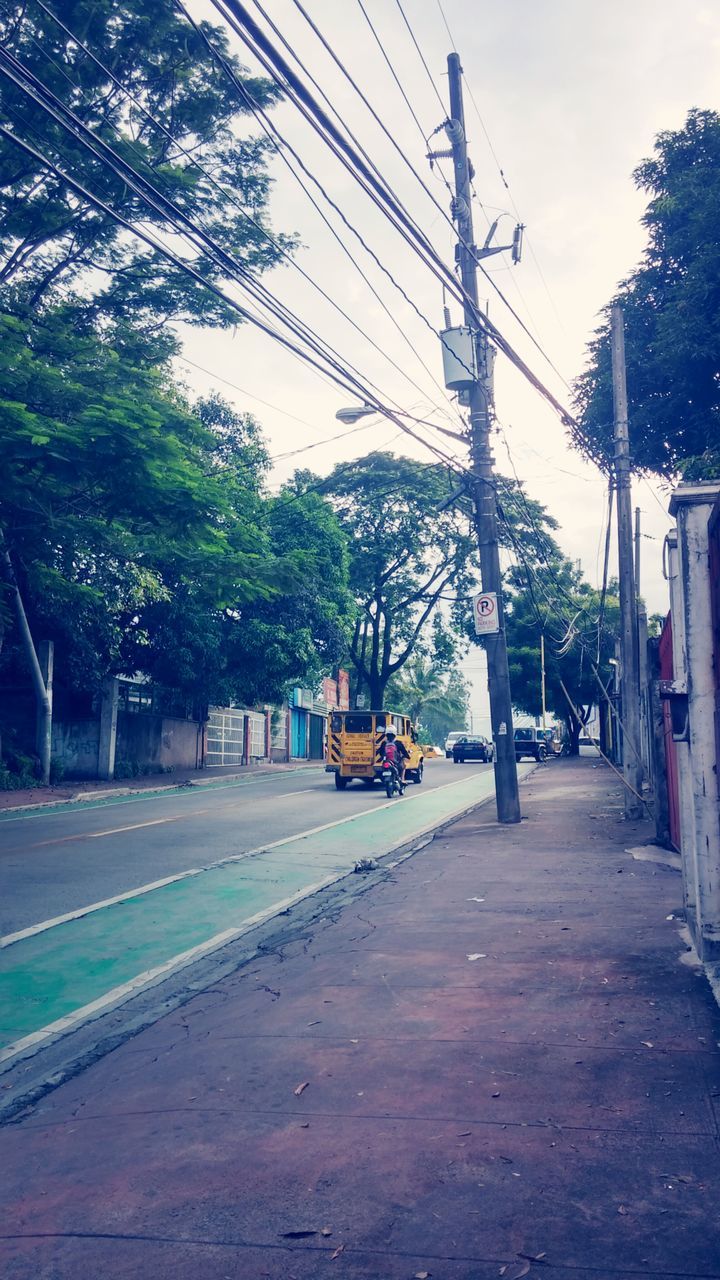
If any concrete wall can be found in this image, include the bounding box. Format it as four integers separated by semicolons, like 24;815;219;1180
668;483;720;964
116;712;201;774
51;720;100;779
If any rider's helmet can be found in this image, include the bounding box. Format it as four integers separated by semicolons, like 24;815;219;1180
385;727;396;740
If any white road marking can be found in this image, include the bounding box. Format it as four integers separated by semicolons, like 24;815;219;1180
0;874;340;1066
0;771;528;1065
1;870;204;948
84;807;211;838
0;771;512;949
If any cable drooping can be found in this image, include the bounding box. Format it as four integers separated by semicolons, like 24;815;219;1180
30;0;463;425
203;0;577;431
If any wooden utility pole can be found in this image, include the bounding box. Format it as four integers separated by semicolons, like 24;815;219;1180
610;306;643;819
445;52;520;824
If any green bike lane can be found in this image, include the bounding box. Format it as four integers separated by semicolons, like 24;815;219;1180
0;766;531;1066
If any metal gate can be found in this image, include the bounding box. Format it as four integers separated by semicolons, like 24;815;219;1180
308;712;325;760
206;708;245;767
247;711;266;761
290;707;308;758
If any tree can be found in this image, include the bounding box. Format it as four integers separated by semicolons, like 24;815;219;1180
504;558;620;755
0;306;279;690
321;453;478;707
390;655;469;743
574;109;720;477
0;0;291;325
0;310;351;708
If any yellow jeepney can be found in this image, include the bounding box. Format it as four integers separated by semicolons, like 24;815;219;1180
325;709;424;790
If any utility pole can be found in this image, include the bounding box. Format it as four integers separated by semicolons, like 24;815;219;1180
444;52;521;824
610;305;643;819
634;506;642;603
540;632;547;731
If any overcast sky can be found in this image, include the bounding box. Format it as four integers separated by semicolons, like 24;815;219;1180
178;0;720;727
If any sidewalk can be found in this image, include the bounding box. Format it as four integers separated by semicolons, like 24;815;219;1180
3;757;720;1279
0;758;321;813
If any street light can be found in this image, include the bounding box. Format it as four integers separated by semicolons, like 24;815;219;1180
335;403;376;425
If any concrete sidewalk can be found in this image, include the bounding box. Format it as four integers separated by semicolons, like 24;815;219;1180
2;758;720;1279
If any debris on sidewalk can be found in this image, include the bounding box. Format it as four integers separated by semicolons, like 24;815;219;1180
3;758;720;1280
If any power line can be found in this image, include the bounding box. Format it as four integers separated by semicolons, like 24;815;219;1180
173;0;470;429
203;0;578;432
0;43;474;478
0;116;468;484
30;0;463;425
433;0;565;333
384;0;565;378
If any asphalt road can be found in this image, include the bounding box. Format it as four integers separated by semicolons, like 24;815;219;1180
0;758;481;936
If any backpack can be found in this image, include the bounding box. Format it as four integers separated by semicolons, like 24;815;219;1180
384;740;398;765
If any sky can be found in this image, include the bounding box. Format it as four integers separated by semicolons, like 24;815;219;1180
177;0;720;730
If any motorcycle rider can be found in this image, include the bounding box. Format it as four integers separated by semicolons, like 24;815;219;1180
380;727;410;794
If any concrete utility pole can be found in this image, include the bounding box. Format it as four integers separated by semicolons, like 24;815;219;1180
445;52;521;824
610;305;643;819
540;632;547;731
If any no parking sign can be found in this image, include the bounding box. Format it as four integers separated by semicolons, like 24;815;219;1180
472;591;499;636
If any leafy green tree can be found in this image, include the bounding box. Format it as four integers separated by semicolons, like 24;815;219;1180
322;453;477;707
390;655;469;743
0;309;351;707
0;306;281;690
504;558;620;754
0;0;291;323
575;109;720;476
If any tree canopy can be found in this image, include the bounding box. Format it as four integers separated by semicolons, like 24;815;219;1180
321;453;477;707
0;304;351;707
504;555;620;753
389;655;469;744
0;0;290;325
574;109;720;477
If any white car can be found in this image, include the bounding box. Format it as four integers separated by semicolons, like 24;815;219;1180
444;731;467;758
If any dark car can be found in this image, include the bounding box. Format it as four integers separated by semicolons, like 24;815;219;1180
514;727;547;762
452;734;494;764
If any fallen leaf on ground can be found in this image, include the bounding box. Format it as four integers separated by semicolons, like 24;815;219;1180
307;1021;321;1027
414;1272;431;1278
618;1205;629;1215
331;1244;345;1260
298;1122;310;1129
294;1081;310;1096
641;1041;654;1048
500;1263;530;1280
467;953;487;961
467;897;486;902
519;1252;546;1262
457;1131;471;1137
321;1227;332;1236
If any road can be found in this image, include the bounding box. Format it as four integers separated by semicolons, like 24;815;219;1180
2;759;472;935
1;758;528;1073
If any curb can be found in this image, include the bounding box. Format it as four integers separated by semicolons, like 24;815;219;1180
0;763;324;816
0;767;528;1123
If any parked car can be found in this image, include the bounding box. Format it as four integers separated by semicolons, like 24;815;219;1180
452;734;494;764
444;731;467;758
514;727;547;762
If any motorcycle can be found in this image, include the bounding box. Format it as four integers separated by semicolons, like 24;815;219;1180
381;763;405;799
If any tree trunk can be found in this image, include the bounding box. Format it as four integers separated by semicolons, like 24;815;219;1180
564;712;581;756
